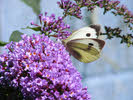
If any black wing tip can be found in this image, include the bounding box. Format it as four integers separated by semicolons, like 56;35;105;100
89;24;101;36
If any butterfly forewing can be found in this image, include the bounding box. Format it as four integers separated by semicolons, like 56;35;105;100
63;26;98;44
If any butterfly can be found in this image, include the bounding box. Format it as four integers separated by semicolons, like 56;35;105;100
62;24;105;63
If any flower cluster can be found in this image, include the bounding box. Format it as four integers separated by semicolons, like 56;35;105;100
112;5;133;30
103;26;133;47
0;34;91;100
57;0;133;46
72;0;133;28
31;13;71;39
57;0;82;19
57;0;121;18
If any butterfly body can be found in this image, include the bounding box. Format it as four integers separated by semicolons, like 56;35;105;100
62;25;105;63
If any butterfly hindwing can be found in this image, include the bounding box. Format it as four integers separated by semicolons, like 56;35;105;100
68;38;105;51
66;39;101;63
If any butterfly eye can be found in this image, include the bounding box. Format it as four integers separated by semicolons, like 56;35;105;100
86;33;91;37
88;43;94;46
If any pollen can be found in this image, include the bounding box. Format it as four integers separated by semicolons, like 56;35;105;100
71;92;73;95
36;65;38;67
33;52;36;55
65;95;67;98
27;64;29;67
46;74;49;77
65;69;69;72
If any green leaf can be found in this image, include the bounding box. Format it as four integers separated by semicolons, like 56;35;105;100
22;26;41;31
127;43;131;47
0;41;8;46
9;30;24;42
21;0;41;15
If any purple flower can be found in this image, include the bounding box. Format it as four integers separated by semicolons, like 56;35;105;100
31;13;71;39
58;0;132;38
57;0;82;19
0;34;91;100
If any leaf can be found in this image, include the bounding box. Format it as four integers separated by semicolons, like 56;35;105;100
127;43;131;47
9;30;24;42
21;0;41;15
22;26;41;31
0;41;8;46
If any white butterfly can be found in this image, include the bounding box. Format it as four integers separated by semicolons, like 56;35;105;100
62;24;105;63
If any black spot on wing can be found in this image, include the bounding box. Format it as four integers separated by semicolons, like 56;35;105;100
88;43;94;51
88;43;94;46
86;33;91;37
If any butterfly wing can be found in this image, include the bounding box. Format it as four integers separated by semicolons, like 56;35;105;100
62;25;105;63
66;38;105;63
63;25;102;44
64;26;99;43
68;38;105;51
66;41;100;63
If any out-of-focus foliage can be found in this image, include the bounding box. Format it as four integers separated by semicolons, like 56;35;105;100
21;0;41;15
9;30;24;42
0;41;8;46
